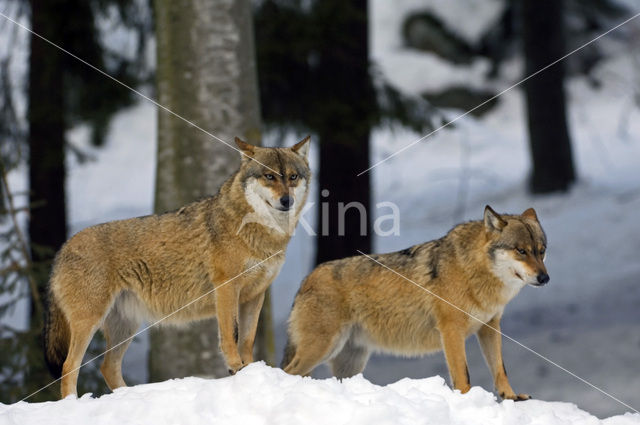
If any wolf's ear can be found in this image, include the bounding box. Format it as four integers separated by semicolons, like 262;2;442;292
522;207;538;221
484;205;507;232
235;137;256;161
291;135;311;159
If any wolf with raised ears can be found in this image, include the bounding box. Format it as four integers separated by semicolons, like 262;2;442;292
282;205;548;401
44;136;311;398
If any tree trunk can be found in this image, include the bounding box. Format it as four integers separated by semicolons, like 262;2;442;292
28;0;67;320
316;133;372;264
522;0;576;193
149;0;272;382
26;0;67;400
314;0;373;264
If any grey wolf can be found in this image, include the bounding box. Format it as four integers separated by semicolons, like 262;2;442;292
44;136;311;398
282;206;548;400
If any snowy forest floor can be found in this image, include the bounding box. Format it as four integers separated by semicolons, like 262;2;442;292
2;363;639;425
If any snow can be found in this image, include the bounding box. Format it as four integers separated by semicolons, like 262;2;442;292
1;363;639;425
370;0;504;50
370;0;504;94
66;102;157;231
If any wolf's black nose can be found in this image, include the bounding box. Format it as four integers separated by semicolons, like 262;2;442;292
537;273;550;284
280;195;292;209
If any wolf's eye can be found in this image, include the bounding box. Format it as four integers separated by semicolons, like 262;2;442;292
289;174;298;181
516;248;527;255
540;248;546;256
264;174;275;180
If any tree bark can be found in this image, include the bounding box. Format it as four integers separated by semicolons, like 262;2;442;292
314;0;373;264
149;0;271;381
522;0;576;193
316;133;372;264
28;0;67;318
25;0;68;401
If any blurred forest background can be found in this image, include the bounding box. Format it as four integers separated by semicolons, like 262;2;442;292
1;0;639;417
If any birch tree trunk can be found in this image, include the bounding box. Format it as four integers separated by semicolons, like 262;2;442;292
149;0;270;381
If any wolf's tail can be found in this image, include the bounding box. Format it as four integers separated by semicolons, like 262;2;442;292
43;286;70;379
280;337;296;370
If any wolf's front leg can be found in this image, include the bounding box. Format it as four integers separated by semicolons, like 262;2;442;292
215;285;243;374
477;315;530;401
438;321;471;394
238;292;266;365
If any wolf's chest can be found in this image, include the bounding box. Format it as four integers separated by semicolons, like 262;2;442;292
465;304;505;335
239;257;285;301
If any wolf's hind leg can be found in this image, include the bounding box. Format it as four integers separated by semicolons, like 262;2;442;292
284;326;347;377
283;273;348;377
61;319;99;398
283;340;334;377
329;336;370;379
59;275;116;398
100;295;141;391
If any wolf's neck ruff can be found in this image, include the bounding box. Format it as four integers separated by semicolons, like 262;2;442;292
239;179;307;236
241;179;294;235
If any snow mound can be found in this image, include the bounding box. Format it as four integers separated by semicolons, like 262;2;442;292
2;363;638;425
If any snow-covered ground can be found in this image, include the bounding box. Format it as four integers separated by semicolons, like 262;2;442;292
1;363;639;425
2;0;640;421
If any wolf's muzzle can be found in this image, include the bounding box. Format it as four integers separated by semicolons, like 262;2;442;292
280;195;293;209
536;273;550;285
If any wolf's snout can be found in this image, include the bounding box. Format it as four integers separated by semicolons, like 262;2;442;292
280;195;293;209
536;273;550;285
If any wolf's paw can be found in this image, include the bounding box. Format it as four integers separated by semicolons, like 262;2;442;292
514;393;531;401
240;350;254;366
500;391;531;401
227;361;245;376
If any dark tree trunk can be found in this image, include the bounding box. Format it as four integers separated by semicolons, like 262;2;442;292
25;0;67;401
28;0;67;323
314;0;373;264
522;0;576;193
316;134;372;264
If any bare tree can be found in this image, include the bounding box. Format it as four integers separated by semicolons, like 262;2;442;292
313;0;375;264
149;0;273;381
522;0;576;193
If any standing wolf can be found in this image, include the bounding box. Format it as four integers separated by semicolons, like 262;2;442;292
282;206;549;400
45;136;311;398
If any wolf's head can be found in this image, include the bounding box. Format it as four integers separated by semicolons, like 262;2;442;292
235;136;311;234
484;205;549;288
